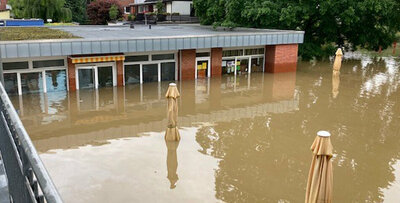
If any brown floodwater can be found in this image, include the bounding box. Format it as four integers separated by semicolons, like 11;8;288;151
9;55;400;202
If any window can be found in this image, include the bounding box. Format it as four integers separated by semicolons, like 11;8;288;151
4;73;18;95
3;61;29;70
142;64;158;83
245;48;264;55
125;55;149;62
125;65;140;84
33;59;64;68
196;52;210;57
46;70;67;92
20;72;43;94
152;54;174;61
138;6;144;13
125;6;130;14
222;49;243;57
161;62;175;81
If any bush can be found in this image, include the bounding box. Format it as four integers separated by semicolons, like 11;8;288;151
171;12;179;16
128;14;134;21
87;0;123;25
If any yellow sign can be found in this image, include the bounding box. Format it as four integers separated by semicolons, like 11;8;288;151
202;62;207;69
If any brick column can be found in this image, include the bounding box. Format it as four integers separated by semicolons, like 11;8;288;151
180;49;196;80
265;44;298;73
211;48;222;77
67;58;76;91
116;60;124;86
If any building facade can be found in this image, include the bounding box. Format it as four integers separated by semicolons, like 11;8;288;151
0;26;304;95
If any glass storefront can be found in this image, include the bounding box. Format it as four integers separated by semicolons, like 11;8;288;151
161;62;175;81
237;58;249;74
4;73;18;95
98;66;113;87
197;60;208;78
251;57;264;72
143;64;158;83
20;72;43;94
125;65;141;84
78;69;95;89
46;70;67;92
222;60;235;75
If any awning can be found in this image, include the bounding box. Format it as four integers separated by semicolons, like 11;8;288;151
71;55;125;64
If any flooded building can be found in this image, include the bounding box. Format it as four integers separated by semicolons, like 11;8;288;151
0;24;304;95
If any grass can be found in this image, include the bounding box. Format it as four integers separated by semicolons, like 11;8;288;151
0;27;80;41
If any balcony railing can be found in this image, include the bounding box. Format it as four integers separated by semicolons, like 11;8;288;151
0;82;62;203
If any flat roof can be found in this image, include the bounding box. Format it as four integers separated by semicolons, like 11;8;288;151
0;24;304;59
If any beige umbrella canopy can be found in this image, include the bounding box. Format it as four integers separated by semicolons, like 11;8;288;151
166;140;179;189
333;48;343;73
305;131;334;203
165;83;180;141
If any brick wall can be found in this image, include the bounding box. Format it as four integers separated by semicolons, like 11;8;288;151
211;48;222;77
180;49;196;80
67;58;76;91
116;60;124;86
0;0;7;11
265;44;298;73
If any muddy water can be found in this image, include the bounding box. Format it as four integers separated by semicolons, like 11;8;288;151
9;56;400;202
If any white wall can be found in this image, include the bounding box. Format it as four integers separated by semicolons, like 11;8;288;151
166;2;172;13
171;1;192;15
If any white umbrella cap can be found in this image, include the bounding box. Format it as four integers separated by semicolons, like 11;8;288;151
169;83;177;87
317;131;331;137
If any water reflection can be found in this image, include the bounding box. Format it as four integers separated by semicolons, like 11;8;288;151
8;57;400;202
166;140;179;189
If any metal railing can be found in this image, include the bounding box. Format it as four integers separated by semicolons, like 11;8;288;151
0;82;62;203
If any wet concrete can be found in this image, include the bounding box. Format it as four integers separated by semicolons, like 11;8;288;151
9;56;400;202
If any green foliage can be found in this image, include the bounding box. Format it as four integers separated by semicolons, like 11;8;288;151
0;27;79;40
128;14;134;21
156;0;165;14
193;0;400;60
109;5;119;21
9;0;72;22
65;0;87;24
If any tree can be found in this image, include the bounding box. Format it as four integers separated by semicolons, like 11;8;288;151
87;0;123;25
9;0;72;22
193;0;400;60
156;0;165;14
65;0;87;24
109;5;118;21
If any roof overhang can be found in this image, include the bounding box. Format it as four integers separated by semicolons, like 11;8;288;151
0;31;304;59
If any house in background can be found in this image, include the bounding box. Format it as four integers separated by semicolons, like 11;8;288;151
129;0;194;16
0;0;11;19
117;0;136;16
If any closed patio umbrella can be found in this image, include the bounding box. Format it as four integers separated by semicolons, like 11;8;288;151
333;48;343;72
305;131;334;203
165;83;180;141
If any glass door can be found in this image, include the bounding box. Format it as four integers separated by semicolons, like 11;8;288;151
142;64;158;83
98;66;114;87
76;66;97;90
236;58;249;74
196;59;210;79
